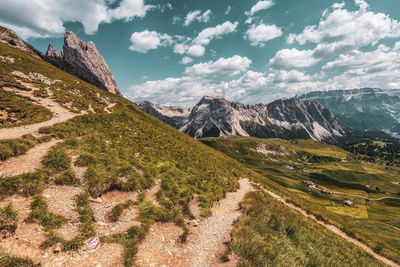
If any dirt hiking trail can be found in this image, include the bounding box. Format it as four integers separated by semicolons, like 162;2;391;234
0;86;83;140
0;139;61;177
136;178;254;267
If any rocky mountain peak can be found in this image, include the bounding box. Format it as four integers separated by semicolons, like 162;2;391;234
45;30;121;95
136;96;347;143
45;43;59;58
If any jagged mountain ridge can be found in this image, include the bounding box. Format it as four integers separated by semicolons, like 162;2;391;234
134;96;347;143
45;31;121;95
298;88;400;138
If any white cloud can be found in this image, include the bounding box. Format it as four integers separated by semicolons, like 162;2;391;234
287;0;400;58
193;21;238;46
0;0;154;39
245;0;274;16
183;9;212;26
225;5;232;15
129;30;172;53
269;48;320;69
187;45;205;57
172;21;238;57
245;23;282;46
332;2;345;9
180;56;193;65
184;55;252;77
172;15;181;24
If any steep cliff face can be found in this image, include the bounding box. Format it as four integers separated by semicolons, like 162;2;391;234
135;96;347;143
299;88;400;138
45;31;121;95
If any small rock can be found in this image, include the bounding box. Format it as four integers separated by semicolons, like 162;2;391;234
53;243;62;254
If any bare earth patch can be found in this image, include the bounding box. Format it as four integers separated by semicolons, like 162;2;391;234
43;185;83;240
0;139;61;177
91;190;139;236
136;178;254;267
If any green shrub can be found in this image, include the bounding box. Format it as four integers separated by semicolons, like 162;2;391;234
0;203;18;226
0;135;37;161
42;147;71;172
54;169;80;186
26;195;65;229
74;153;96;167
0;172;47;198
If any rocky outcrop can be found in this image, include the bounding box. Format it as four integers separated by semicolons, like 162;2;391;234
0;26;43;58
135;96;348;144
45;31;121;95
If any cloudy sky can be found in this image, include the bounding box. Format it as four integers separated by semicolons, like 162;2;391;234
2;0;400;106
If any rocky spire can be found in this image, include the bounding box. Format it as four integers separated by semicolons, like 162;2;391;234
45;30;121;95
45;43;59;58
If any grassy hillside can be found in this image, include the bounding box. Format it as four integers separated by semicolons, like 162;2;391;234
0;32;394;266
201;137;400;263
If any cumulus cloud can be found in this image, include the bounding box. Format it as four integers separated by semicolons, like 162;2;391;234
0;0;154;39
269;48;320;69
245;23;282;46
184;55;252;77
173;21;238;57
245;0;275;16
183;10;212;26
180;56;193;65
332;2;345;9
129;30;172;53
287;0;400;58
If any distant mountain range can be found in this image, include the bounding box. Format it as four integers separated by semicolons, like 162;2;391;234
298;88;400;138
134;96;347;144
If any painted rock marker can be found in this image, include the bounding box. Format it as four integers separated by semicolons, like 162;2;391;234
87;236;100;249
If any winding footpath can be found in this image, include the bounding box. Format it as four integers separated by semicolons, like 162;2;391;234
333;191;400;201
136;179;254;267
0;86;82;140
0;139;61;177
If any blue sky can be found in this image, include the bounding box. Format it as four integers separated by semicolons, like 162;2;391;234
2;0;400;106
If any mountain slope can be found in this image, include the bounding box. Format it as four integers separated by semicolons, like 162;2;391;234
135;96;347;144
0;26;397;267
0;27;256;266
299;88;400;138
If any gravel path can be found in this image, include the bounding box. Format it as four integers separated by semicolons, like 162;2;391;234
136;179;254;267
0;139;61;177
0;86;83;140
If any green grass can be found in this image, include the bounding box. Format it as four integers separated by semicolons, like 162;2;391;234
228;190;385;266
0;251;37;267
0;134;51;161
25;194;65;229
0;171;48;200
54;169;80;186
0;203;18;228
0;88;52;128
201;136;400;264
42;146;71;172
108;200;134;222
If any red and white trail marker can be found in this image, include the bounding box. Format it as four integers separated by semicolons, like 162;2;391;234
87;236;100;249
